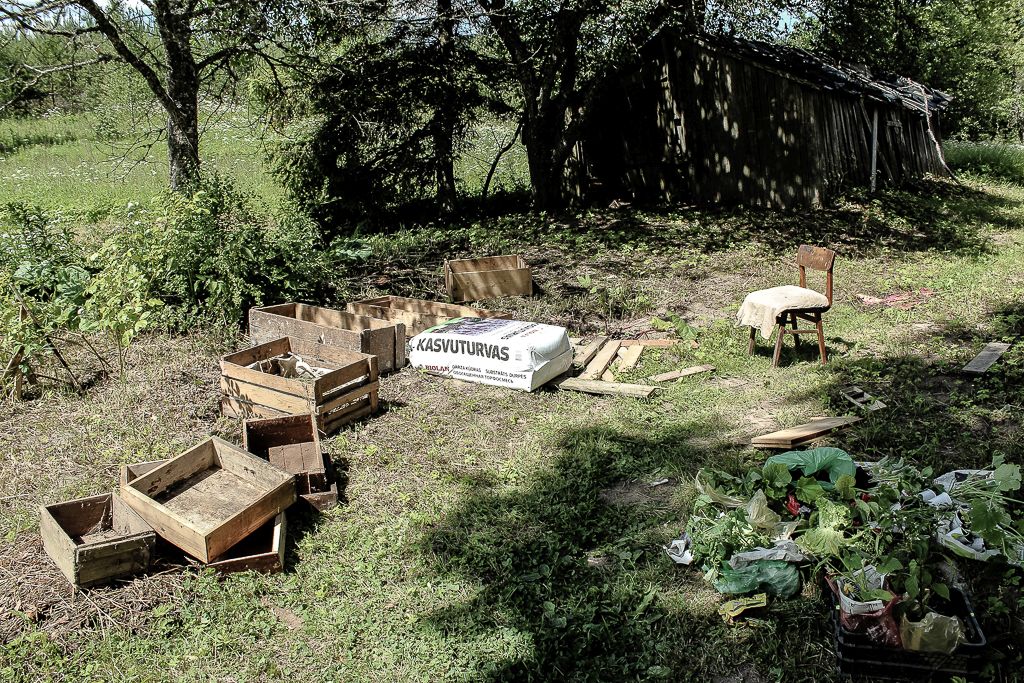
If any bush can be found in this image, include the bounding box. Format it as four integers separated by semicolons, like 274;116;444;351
946;141;1024;184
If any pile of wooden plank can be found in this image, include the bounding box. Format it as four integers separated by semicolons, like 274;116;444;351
555;337;713;398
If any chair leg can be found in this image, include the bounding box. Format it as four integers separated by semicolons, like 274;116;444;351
772;324;785;367
747;326;756;355
791;312;800;348
816;318;828;365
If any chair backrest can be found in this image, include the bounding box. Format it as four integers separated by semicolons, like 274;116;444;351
796;245;836;304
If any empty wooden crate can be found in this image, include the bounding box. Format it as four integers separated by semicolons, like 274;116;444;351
249;303;406;372
444;255;532;302
40;493;156;587
346;295;511;336
120;437;296;563
244;414;338;512
220;336;380;435
206;512;286;575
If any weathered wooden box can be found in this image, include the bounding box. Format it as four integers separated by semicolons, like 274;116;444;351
243;414;338;512
40;493;155;587
220;336;380;435
120;437;296;563
249;303;406;372
206;512;286;575
444;255;532;302
119;459;166;487
346;295;511;336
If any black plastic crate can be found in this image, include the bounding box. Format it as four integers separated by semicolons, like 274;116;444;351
830;588;988;680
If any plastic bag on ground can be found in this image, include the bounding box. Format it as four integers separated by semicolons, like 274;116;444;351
728;540;808;569
937;512;1001;562
714;559;801;598
900;612;965;654
765;447;856;489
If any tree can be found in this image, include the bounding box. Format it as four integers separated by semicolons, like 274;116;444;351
0;0;299;190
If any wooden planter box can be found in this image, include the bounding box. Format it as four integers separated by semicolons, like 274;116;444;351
444;255;532;302
120;437;296;563
40;493;155;587
206;512;286;575
220;337;380;435
120;459;166;487
249;303;406;372
243;414;338;512
346;295;511;336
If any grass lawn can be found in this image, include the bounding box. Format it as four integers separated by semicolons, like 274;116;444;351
1;124;1023;681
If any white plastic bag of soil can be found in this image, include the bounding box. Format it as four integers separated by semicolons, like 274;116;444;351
407;317;572;392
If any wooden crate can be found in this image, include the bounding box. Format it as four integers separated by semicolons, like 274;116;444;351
120;437;296;563
444;255;532;302
40;493;155;587
119;459;166;487
249;303;406;372
220;336;380;435
206;512;286;575
346;295;511;336
243;414;338;512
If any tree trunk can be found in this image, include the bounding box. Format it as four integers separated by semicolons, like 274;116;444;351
433;0;458;211
156;1;200;191
521;104;568;209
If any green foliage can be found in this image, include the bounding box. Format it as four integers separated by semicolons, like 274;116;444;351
947;141;1024;183
650;312;699;340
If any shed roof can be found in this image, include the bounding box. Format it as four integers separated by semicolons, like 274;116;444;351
679;33;952;114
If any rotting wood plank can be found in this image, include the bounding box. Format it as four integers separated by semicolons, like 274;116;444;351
963;343;1011;374
650;364;715;382
555;376;659;399
750;416;862;449
579;340;622;381
572;336;609;369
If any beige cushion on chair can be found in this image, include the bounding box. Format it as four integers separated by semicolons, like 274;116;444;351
737;285;829;340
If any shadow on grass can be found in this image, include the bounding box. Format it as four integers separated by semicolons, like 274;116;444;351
419;417;836;681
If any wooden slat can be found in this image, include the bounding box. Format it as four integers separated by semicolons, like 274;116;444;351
572;336;609;369
221;396;289;421
555;376;659;399
963;343;1011;374
617;345;644;371
650;364;715;382
220;360;315;401
220;376;312;414
618;339;679;347
750;416;862;449
579;340;621;381
840;385;887;412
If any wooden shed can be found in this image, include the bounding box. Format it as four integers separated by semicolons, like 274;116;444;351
577;32;952;209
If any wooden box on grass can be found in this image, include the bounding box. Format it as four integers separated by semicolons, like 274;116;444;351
444;255;532;302
346;295;511;336
120;437;296;564
220;337;380;435
243;414;338;512
206;512;286;575
40;493;155;588
249;303;406;372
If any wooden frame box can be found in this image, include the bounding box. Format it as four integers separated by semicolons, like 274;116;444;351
40;493;155;587
120;459;166;487
120;437;296;563
206;512;286;575
444;255;532;302
346;295;511;336
249;303;406;372
220;336;380;435
243;414;339;512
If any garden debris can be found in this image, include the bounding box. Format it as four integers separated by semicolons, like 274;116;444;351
650;364;715;382
840;385;886;411
248;352;330;380
579;340;621;380
764;447;857;489
900;611;965;654
718;593;767;624
554;376;659;398
750;416;862;449
408;317;572;391
571;336;608;369
665;534;694;565
727;540;807;569
715;560;801;598
962;342;1011;374
855;288;935;309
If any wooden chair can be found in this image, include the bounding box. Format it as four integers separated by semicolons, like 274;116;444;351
747;245;836;367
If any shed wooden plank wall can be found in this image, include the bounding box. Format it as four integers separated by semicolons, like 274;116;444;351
580;36;946;209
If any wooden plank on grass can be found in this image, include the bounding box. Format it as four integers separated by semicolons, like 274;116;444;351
751;416;862;449
619;339;678;347
650;365;715;382
841;385;887;411
618;345;644;371
963;343;1011;374
573;336;609;369
579;340;621;380
555;376;659;399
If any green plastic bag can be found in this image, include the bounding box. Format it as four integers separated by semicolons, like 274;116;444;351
765;447;856;490
714;560;801;598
